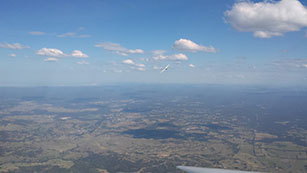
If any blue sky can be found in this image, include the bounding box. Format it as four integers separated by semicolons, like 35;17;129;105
1;0;307;86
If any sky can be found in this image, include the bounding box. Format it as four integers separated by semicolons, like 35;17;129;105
1;0;307;86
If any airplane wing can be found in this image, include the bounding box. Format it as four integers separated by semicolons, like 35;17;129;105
160;64;170;73
177;166;264;173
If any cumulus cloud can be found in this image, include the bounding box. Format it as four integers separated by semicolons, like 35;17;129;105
122;59;145;71
152;50;166;56
153;65;160;70
168;54;188;61
274;58;307;69
37;48;88;60
29;31;45;35
122;59;135;65
225;0;307;38
95;42;144;56
173;39;216;53
9;54;16;57
77;61;90;65
44;57;59;62
0;43;30;49
189;64;195;68
57;32;76;38
136;63;145;68
153;51;188;61
37;48;65;57
71;50;88;58
136;67;145;71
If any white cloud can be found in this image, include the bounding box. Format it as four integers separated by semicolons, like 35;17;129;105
152;50;166;56
37;48;65;57
168;53;188;60
37;48;88;59
136;67;145;71
274;58;307;69
225;0;307;38
173;39;216;53
57;32;76;38
189;64;195;68
0;43;30;49
153;52;188;61
71;50;88;58
122;59;145;70
127;49;144;54
9;53;16;57
136;63;145;68
77;61;90;65
57;32;91;38
44;57;59;62
122;59;135;65
153;65;160;70
95;42;144;56
29;31;45;35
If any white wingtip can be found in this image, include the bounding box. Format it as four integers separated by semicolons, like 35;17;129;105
177;166;265;173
